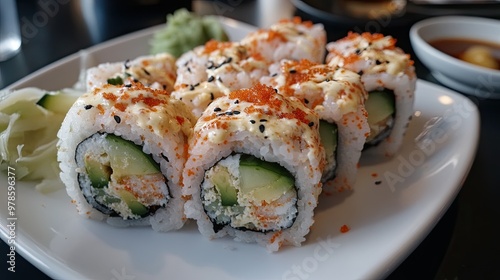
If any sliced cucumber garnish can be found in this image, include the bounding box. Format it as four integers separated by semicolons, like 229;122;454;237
36;90;81;114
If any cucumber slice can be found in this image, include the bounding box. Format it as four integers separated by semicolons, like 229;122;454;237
365;90;395;127
105;134;160;177
249;176;294;203
239;155;294;201
318;120;338;182
36;90;81;114
210;166;238;206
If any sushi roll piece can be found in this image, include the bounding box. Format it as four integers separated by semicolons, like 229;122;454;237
261;59;369;192
57;82;195;231
240;17;327;64
86;53;177;93
172;40;269;117
326;32;416;157
183;83;325;251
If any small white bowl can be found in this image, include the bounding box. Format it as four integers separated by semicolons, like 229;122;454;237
410;16;500;99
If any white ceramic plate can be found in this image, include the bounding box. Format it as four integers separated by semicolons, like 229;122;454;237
0;18;479;280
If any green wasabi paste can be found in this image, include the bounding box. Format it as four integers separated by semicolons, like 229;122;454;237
150;8;229;58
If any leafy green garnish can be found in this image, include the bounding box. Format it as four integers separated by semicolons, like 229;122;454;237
107;76;124;85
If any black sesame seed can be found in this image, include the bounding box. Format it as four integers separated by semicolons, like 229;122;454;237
161;154;170;162
289;69;297;74
259;124;265;133
207;61;215;69
274;88;278;93
357;70;364;76
214;107;222;112
114;115;121;123
375;60;382;65
163;85;167;90
304;98;309;104
233;111;240;115
189;84;195;91
125;84;132;88
133;78;139;83
375;180;382;185
308;122;314;127
271;73;278;77
226;111;233;116
124;59;130;69
84;104;93;110
208;76;215;82
264;136;268;139
226;57;233;63
216;113;225;117
250;120;256;124
234;100;239;104
184;61;189;67
210;92;215;100
187;67;191;73
142;68;151;76
260;119;267;122
218;77;223;83
194;83;200;87
355;49;361;55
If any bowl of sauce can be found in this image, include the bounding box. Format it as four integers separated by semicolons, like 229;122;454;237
410;16;500;98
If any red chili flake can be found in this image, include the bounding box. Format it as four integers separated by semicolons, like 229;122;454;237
371;172;378;178
340;224;350;233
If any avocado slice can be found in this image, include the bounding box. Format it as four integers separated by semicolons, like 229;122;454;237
210;166;238;206
84;155;111;189
115;189;149;217
365;90;395;128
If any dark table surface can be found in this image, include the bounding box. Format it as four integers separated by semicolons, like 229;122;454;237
1;0;499;279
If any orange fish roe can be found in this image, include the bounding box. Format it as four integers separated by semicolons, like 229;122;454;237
202;40;234;54
229;84;282;109
340;224;350;233
102;92;118;102
267;30;287;42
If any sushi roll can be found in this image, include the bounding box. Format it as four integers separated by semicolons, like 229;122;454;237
172;40;269;117
261;59;369;192
326;32;416;157
86;53;177;92
182;83;325;251
240;17;327;64
57;82;195;231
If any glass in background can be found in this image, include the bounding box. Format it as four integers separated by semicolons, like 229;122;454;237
0;0;22;61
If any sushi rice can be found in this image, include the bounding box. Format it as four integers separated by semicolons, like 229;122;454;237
57;82;194;231
326;32;416;157
182;84;325;252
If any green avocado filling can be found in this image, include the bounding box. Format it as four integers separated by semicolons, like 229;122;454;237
78;133;168;219
365;89;396;146
201;154;298;232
